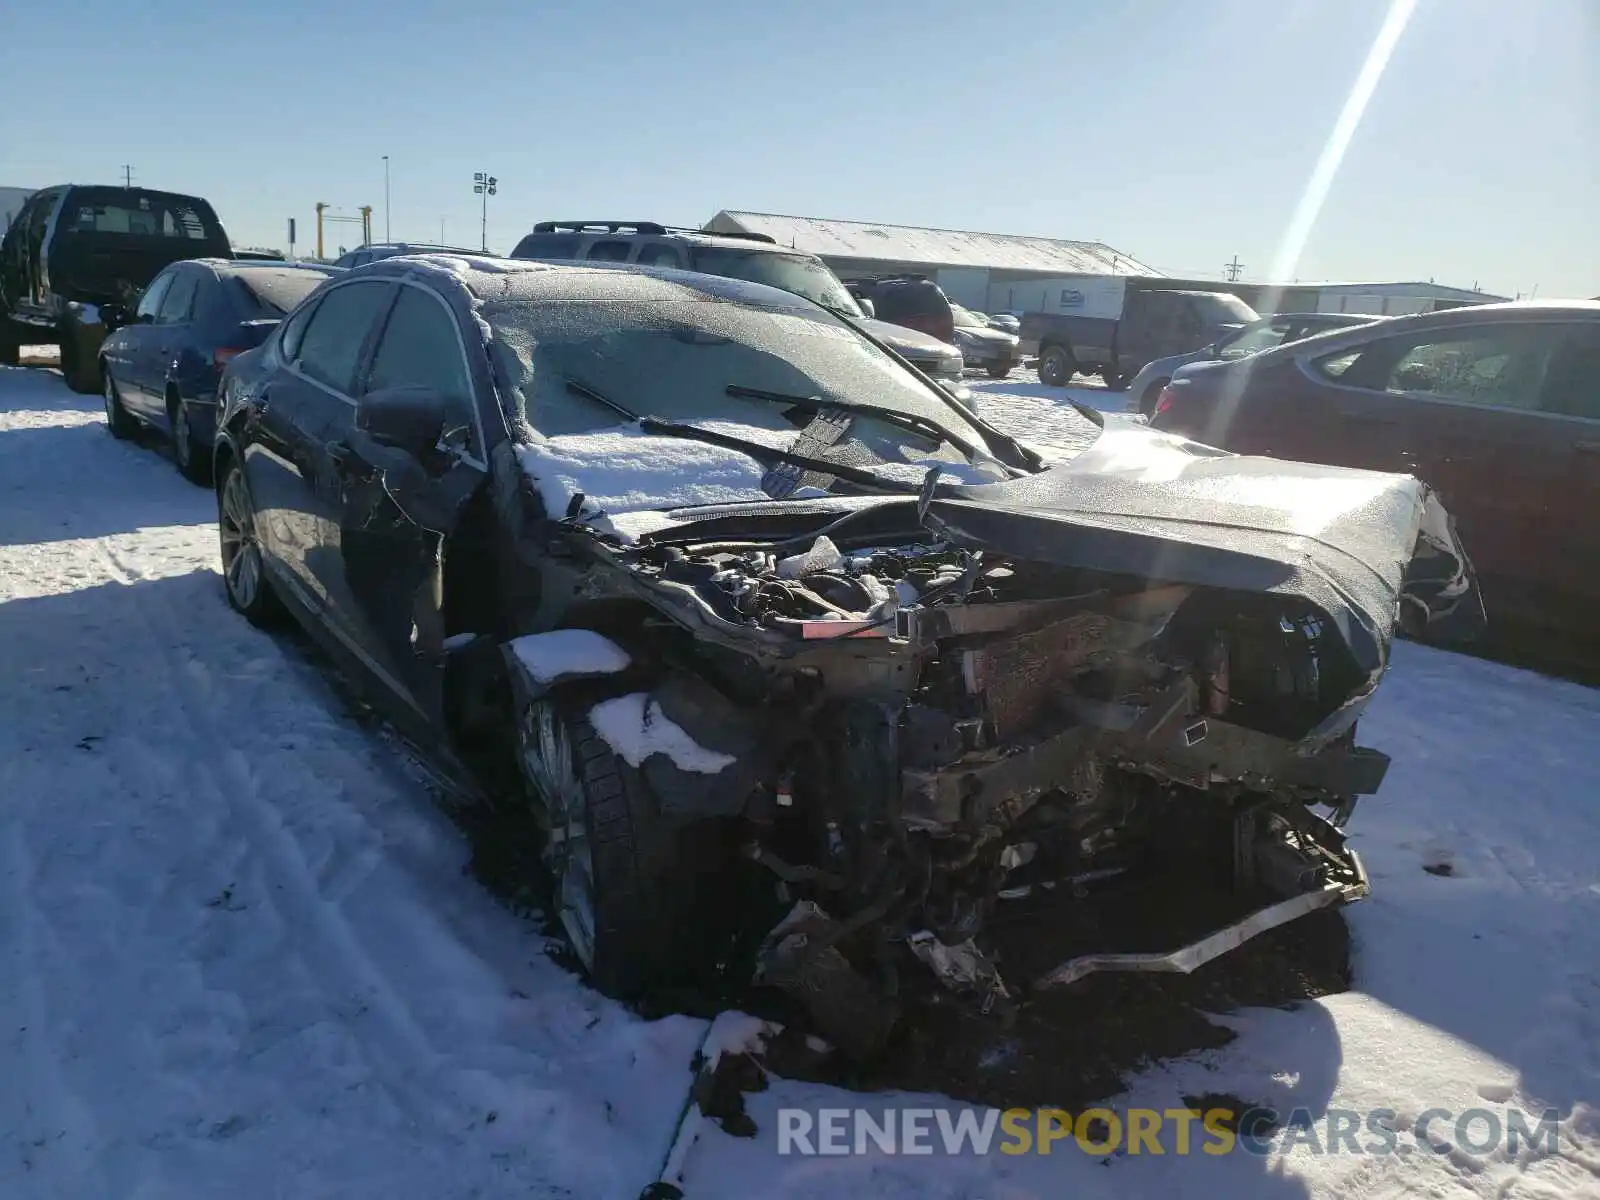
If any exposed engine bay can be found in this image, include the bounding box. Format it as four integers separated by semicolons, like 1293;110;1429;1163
504;522;1396;1055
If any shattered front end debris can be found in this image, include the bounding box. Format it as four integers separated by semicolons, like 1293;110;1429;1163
498;429;1482;1055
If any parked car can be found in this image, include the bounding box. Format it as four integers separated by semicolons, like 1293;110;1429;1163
1125;312;1383;417
849;275;957;344
211;253;1478;1055
334;242;483;268
986;312;1020;334
97;258;340;482
0;185;232;392
1150;301;1600;660
509;222;968;397
950;302;1021;378
1019;288;1258;390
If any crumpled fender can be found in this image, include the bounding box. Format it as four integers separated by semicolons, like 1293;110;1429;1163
501;634;774;822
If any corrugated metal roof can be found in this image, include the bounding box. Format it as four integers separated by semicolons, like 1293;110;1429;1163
707;211;1160;277
1303;281;1510;302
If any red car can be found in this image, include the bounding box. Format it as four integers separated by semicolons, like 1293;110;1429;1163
1150;302;1600;661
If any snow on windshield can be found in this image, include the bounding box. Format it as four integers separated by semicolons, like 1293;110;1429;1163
486;296;1007;533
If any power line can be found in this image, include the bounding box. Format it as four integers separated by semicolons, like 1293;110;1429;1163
1224;255;1244;282
120;164;134;188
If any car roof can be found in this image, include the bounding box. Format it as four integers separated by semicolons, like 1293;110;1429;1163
185;257;343;277
518;223;803;257
1243;299;1600;365
355;242;482;253
346;253;826;311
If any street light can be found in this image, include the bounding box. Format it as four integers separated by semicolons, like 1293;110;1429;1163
382;155;391;243
472;171;497;252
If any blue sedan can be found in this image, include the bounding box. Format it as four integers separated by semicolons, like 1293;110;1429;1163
98;259;342;483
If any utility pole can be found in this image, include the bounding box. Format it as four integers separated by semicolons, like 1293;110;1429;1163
120;164;134;188
472;171;497;252
382;156;391;243
1224;255;1244;282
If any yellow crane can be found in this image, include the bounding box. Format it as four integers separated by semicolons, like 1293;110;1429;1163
314;203;373;260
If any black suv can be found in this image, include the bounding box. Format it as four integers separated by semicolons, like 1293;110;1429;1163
509;221;969;396
0;185;232;392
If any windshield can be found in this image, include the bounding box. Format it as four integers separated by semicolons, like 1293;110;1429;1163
1192;292;1260;326
1218;319;1291;359
687;247;863;317
950;304;990;329
483;296;1019;508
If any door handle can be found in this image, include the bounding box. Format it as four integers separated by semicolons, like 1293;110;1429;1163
1343;414;1396;426
1577;440;1600;455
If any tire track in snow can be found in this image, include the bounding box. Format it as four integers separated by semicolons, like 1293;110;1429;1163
86;541;455;1132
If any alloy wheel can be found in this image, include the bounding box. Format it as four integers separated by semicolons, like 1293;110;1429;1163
518;701;598;972
219;469;262;610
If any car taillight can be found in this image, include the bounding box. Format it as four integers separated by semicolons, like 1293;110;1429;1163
214;348;244;367
1155;386;1178;416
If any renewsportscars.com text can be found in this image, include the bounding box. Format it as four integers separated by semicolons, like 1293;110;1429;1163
776;1105;1562;1158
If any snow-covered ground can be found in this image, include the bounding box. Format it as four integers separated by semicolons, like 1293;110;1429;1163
1;362;1596;1199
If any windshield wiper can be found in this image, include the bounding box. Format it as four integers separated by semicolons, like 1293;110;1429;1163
724;384;987;461
563;381;920;495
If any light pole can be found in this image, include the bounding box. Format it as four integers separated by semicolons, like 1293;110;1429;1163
472;171;497;252
382;156;391;243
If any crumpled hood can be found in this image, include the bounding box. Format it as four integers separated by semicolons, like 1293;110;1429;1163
933;422;1485;679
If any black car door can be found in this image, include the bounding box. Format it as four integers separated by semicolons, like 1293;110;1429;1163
243;278;392;609
319;280;489;723
102;268;171;408
138;265;200;421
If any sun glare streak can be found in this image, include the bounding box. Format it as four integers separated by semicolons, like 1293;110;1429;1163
1200;0;1420;448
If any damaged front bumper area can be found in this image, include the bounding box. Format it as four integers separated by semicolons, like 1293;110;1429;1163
509;443;1478;1054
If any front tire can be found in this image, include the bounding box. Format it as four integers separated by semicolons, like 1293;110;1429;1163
516;698;683;999
985;362;1013;380
169;392;212;486
217;462;282;627
103;371;138;440
1038;344;1075;387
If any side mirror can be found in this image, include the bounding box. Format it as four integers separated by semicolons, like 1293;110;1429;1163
356;384;447;455
858;297;876;318
99;302;131;331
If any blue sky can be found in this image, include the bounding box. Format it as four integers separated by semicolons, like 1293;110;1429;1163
3;0;1594;296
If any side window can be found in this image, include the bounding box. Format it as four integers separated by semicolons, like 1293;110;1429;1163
278;296;321;361
511;233;581;260
1538;326;1600;420
1312;348;1363;380
635;243;683;267
585;239;632;262
157;271;198;324
1382;325;1556;411
295;281;392;394
365;286;478;453
135;271;174;321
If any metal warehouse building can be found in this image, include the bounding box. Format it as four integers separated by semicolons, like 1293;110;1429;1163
704;210;1159;315
704;210;1506;318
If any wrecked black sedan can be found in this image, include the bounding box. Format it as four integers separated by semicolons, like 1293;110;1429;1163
213;256;1484;1052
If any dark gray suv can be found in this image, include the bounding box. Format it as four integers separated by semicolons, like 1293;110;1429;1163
510;221;969;398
